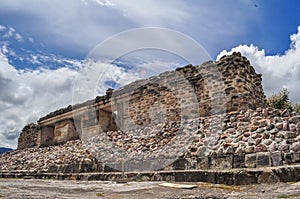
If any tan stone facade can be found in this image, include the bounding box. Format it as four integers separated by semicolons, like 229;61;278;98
18;52;266;149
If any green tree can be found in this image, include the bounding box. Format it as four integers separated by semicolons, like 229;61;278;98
267;88;293;110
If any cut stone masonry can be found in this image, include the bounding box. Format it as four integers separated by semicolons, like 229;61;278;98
12;52;300;173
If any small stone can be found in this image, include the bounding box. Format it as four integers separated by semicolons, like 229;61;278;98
235;146;245;155
291;142;300;152
256;138;262;145
277;131;285;139
230;116;236;123
278;140;289;151
283;121;289;131
297;135;300;141
273;117;282;123
244;132;251;137
266;124;275;131
262;108;268;117
270;128;279;134
262;132;270;139
285;131;296;139
252;112;259;117
275;123;283;130
256;107;262;112
255;143;267;152
256;127;265;134
224;146;234;154
194;136;200;142
262;139;272;146
289;124;297;132
245;146;254;154
242;136;249;142
289;116;300;124
248;138;256;146
250;125;258;132
226;128;236;134
269;142;277;152
281;109;290;117
258;119;268;128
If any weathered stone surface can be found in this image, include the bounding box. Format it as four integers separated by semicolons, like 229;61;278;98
291;152;300;163
210;155;233;169
245;154;256;168
17;123;39;149
256;152;270;167
257;170;280;184
270;151;283;166
291;142;300;152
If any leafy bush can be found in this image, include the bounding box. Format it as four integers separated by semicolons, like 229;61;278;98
267;88;293;110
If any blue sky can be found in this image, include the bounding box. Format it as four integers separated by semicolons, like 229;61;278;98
0;0;299;59
0;0;300;148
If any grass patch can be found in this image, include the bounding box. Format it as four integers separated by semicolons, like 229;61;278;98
196;182;243;192
96;192;105;197
278;193;300;198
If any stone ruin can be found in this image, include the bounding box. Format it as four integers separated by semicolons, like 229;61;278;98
13;52;300;174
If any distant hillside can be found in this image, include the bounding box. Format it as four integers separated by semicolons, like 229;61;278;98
0;147;13;154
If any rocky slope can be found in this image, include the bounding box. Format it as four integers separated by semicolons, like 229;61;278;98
1;107;300;173
0;140;99;172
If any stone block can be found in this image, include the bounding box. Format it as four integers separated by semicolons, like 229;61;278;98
215;172;234;185
256;152;270;167
234;171;258;185
210;155;233;169
283;152;293;164
197;157;210;170
245;154;256;168
233;153;245;168
270;151;283;167
172;158;189;170
257;170;280;184
292;152;300;163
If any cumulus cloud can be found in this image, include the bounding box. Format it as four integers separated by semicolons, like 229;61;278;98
0;52;78;148
0;47;182;148
217;26;300;103
0;0;257;57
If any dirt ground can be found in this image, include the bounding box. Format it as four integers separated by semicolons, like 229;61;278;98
0;179;300;199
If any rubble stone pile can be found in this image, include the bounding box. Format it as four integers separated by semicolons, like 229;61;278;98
0;140;101;173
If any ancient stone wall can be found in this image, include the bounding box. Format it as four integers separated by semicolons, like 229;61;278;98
111;52;266;131
17;123;39;149
20;52;267;150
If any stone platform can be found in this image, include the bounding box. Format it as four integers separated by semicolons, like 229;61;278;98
1;164;300;185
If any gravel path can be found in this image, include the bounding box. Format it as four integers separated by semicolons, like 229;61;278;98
0;179;300;199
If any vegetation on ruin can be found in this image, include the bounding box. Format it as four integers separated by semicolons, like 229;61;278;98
267;88;300;113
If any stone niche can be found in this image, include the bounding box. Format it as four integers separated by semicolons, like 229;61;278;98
53;119;78;143
39;119;78;147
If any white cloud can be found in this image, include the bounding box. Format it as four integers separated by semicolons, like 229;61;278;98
0;0;257;57
81;0;115;7
2;27;15;39
14;33;23;42
0;48;179;148
217;26;300;103
0;52;78;148
0;25;6;31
